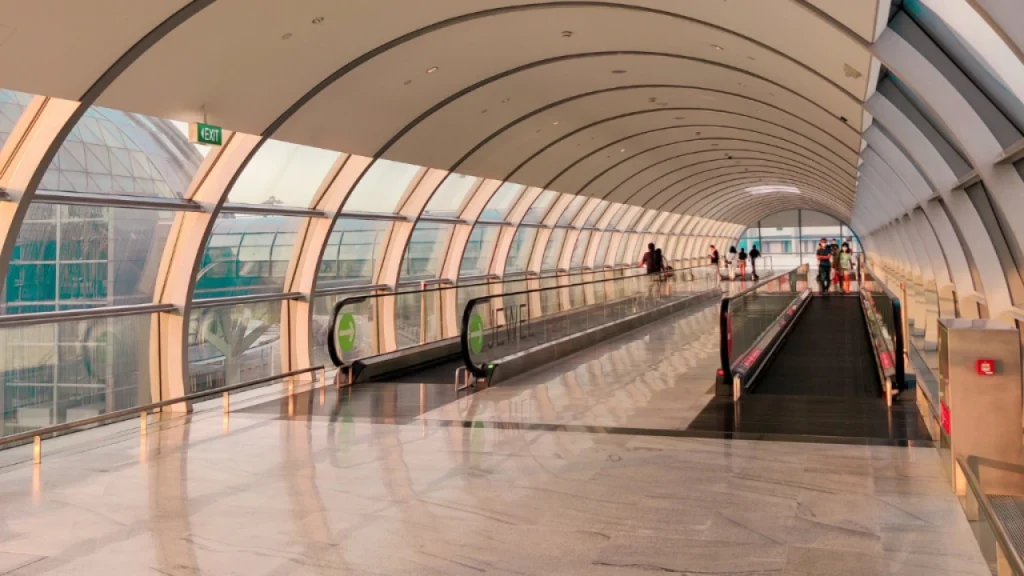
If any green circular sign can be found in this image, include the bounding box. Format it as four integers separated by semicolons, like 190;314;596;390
468;313;485;354
336;312;357;353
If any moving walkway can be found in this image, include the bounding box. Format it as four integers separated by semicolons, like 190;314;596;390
328;265;721;388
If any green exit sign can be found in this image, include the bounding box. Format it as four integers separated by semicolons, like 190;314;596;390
189;122;223;146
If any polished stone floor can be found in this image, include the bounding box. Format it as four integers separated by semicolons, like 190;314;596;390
0;301;988;575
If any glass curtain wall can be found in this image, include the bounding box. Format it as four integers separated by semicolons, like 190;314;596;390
0;91;740;439
742;210;861;270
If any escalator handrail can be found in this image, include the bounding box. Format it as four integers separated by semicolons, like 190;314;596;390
461;264;718;378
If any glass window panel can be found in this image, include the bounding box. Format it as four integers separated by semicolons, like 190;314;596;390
541;228;567;270
188;301;282;391
342;158;421;214
318;218;390;289
195;215;303;299
460;224;500;277
584;200;611;227
634;209;658;231
557;195;587;226
571;230;592;269
227;139;340;207
505;227;538;274
522;190;557;224
0;90;34;151
905;0;1024;131
479;182;524;220
2;205;173;314
43;107;206;199
604;204;628;229
400;222;453;281
615;233;634;264
422;173;479;217
618;208;643;231
594;233;613;266
0;314;153;437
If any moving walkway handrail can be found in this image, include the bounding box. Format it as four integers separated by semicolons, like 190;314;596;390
460;264;717;378
958;455;1024;575
860;262;905;391
327;267;645;367
718;266;804;381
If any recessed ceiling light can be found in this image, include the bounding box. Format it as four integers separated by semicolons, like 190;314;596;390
620;148;626;152
552;121;559;125
311;16;325;24
501;98;510;104
562;30;574;38
281;32;293;40
747;185;801;195
426;66;439;74
711;44;724;51
611;69;627;74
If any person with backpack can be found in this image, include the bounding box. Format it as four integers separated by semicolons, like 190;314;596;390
748;243;761;280
738;247;748;279
639;242;662;275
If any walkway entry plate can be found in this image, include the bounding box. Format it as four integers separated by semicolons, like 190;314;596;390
336;312;357;353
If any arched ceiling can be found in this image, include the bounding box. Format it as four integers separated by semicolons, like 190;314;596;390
0;0;886;225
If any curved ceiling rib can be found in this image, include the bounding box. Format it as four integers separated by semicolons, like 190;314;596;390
636;165;853;209
643;154;851;211
568;130;856;196
261;1;864;140
620;154;853;208
667;173;853;217
600;147;855;202
452;86;860;183
533;118;857;191
704;187;851;223
542;117;855;189
376;51;858;175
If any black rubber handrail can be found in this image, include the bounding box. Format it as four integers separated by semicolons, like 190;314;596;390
460;264;716;377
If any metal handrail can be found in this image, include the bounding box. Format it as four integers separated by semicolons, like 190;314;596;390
0;365;325;450
959;455;1024;575
326;267;638;366
460;264;718;377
